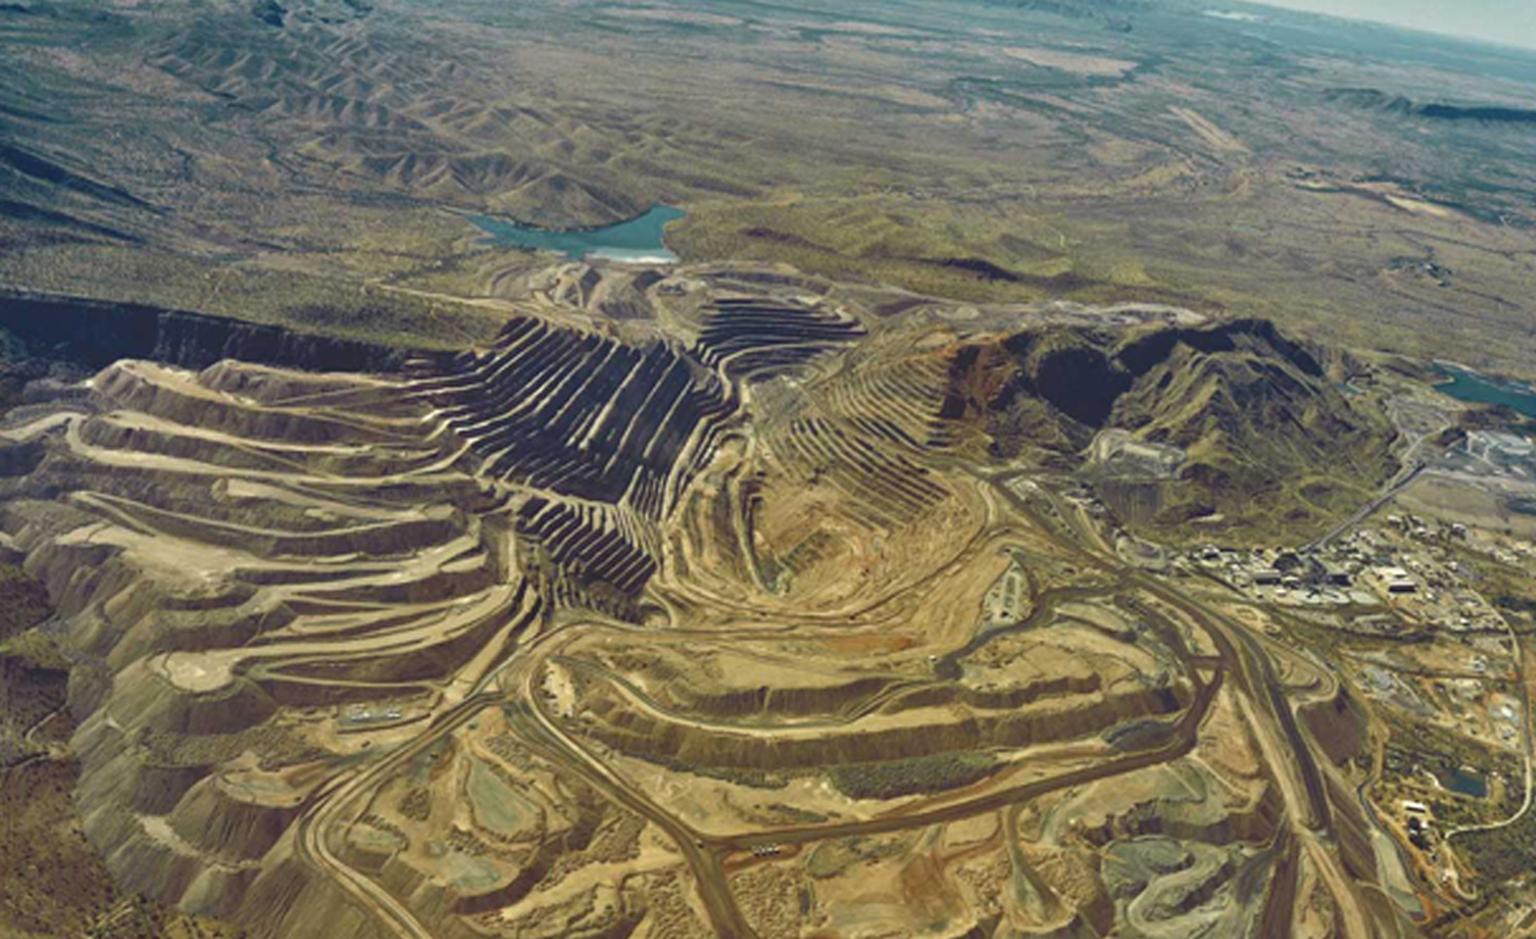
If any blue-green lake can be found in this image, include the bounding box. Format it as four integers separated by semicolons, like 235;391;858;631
1433;362;1536;419
467;205;685;263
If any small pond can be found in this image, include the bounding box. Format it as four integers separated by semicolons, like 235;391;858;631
1433;362;1536;419
1443;767;1488;799
467;204;686;263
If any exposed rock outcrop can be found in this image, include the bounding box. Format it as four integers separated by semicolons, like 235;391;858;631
0;289;428;373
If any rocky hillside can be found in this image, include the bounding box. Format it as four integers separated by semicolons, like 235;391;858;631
949;318;1398;538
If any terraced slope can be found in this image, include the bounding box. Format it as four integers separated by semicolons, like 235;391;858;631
0;272;1418;939
0;306;754;931
694;297;867;382
422;315;733;518
416;314;738;613
0;360;521;929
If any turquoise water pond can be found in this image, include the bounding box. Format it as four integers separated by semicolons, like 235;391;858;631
467;204;685;262
1433;362;1536;418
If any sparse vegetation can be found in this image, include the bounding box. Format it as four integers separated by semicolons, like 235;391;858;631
2;0;1536;372
826;753;1000;800
1458;809;1536;885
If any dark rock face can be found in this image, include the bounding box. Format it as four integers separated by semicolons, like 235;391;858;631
978;318;1332;439
994;328;1130;430
947;317;1395;536
0;290;427;373
1115;318;1322;380
1030;344;1130;426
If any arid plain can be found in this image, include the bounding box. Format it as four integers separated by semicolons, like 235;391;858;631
3;0;1536;370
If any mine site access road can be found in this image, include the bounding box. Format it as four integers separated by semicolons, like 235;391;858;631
286;607;762;939
988;472;1385;937
511;619;1226;938
506;474;1249;938
506;697;755;937
296;694;491;939
300;461;1355;939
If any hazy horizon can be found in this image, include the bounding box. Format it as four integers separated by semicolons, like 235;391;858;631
1250;0;1536;52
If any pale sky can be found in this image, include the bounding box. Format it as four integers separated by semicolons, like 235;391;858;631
1252;0;1536;52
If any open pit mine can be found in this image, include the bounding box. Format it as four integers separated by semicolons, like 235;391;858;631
0;263;1420;938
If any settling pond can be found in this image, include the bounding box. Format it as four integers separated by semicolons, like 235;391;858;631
467;204;685;263
1433;362;1536;419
